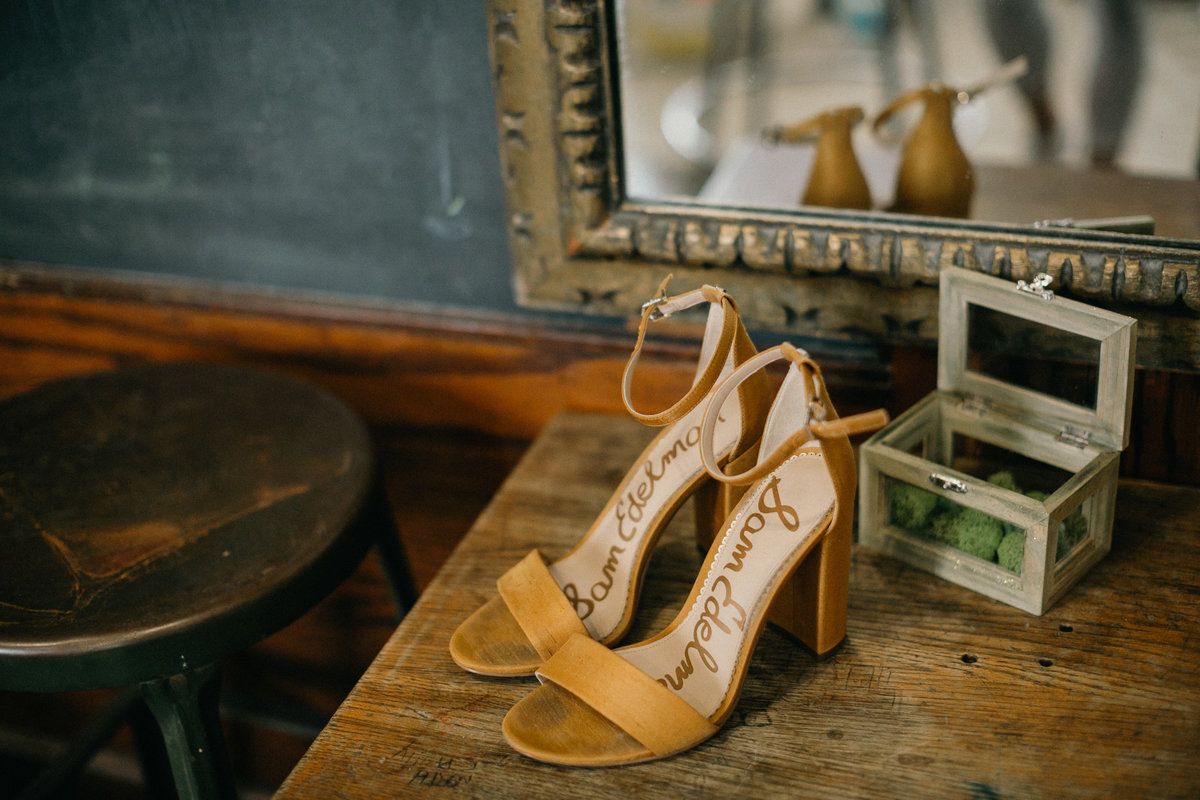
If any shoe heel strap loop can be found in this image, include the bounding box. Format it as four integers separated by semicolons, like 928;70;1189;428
700;345;888;484
810;409;891;439
622;282;737;427
699;346;799;484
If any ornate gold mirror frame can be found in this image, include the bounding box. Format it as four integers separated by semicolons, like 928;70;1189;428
488;0;1200;370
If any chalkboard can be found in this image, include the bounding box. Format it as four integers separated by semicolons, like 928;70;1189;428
0;0;517;310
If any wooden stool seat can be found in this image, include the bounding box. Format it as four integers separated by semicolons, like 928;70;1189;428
0;363;403;798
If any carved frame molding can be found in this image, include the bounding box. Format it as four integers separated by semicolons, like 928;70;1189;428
488;0;1200;370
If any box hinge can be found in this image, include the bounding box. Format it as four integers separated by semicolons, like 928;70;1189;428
1058;425;1092;449
960;394;993;415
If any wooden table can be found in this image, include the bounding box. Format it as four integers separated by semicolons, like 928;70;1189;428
277;411;1200;799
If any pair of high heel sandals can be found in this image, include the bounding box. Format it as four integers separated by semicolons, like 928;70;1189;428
449;280;888;767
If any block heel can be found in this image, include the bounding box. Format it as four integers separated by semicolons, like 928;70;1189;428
692;480;743;554
766;509;852;659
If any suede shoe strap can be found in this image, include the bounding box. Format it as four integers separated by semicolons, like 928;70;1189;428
621;278;738;427
496;551;590;662
536;634;718;757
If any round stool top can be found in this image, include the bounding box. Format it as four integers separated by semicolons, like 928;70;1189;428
0;364;375;692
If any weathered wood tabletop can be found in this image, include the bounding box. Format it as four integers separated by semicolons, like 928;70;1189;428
277;411;1199;799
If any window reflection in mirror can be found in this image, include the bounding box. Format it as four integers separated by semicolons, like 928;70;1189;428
617;0;1199;236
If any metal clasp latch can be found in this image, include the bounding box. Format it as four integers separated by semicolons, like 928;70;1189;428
1016;273;1055;300
808;396;827;424
929;473;969;494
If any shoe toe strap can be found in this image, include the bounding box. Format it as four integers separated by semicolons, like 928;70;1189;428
497;550;590;662
536;634;717;757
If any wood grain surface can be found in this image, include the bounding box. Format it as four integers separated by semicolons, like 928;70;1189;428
276;411;1200;799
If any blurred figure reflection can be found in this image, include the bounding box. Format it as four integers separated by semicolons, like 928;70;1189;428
983;0;1144;168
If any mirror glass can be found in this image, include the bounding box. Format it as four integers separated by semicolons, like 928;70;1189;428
617;0;1199;239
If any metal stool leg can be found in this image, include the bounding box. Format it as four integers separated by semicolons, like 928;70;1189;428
130;692;182;800
368;478;418;615
140;663;236;800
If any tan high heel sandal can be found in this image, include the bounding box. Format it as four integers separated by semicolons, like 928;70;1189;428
763;105;873;211
874;58;1029;218
501;344;887;765
873;82;975;218
449;280;770;676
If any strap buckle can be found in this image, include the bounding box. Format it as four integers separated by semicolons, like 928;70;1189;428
641;294;668;321
641;283;724;321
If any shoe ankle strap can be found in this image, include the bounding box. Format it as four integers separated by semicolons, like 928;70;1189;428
699;343;889;485
621;276;741;427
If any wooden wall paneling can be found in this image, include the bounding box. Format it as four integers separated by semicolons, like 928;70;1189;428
1126;369;1172;482
0;265;897;436
0;277;700;438
0;265;1193;488
1167;371;1200;485
887;344;938;416
1122;368;1200;485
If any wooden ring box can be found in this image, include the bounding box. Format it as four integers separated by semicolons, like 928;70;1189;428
858;267;1137;614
